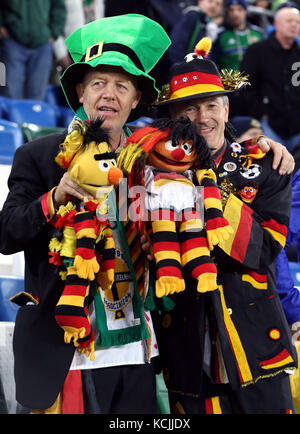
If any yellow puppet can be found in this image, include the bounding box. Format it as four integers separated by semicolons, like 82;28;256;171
49;119;123;360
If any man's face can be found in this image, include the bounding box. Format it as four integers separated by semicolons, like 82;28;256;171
198;0;223;18
170;96;229;154
226;4;247;29
76;66;141;135
275;8;300;42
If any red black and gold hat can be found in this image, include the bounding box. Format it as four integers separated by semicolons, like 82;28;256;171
156;37;249;106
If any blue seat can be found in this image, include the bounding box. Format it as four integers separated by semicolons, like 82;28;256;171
45;85;73;129
5;99;57;127
126;116;153;130
0;119;24;164
289;262;300;287
57;106;74;129
44;84;68;107
0;96;10;119
0;275;24;322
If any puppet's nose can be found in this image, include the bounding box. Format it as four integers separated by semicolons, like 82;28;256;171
171;148;185;161
108;167;123;185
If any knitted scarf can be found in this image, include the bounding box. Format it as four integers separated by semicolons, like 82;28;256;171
74;107;150;349
93;191;150;347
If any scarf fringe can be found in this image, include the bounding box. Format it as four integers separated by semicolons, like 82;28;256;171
96;324;150;348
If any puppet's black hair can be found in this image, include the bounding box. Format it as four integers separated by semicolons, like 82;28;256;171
83;118;111;146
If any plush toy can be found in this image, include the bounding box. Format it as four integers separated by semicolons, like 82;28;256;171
117;117;232;298
49;119;123;360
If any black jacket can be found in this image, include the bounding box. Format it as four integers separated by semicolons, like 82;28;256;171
240;32;300;139
157;142;297;398
0;132;76;409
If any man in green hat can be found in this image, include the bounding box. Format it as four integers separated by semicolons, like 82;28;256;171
0;14;170;414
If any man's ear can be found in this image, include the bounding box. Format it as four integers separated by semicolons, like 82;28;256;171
76;83;84;104
224;101;229;123
132;90;142;110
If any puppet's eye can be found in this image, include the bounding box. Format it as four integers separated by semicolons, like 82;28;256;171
110;159;117;167
99;161;110;171
164;140;179;151
181;142;193;155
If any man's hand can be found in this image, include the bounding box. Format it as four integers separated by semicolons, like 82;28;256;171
257;137;295;175
290;320;300;342
58;54;72;70
140;233;154;261
0;27;9;38
54;172;93;208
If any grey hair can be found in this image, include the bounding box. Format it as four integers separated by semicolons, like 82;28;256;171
222;95;229;105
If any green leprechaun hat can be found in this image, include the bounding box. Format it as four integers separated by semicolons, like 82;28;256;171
60;14;171;114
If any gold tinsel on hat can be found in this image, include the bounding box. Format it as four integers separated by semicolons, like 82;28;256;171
220;69;250;92
154;84;170;105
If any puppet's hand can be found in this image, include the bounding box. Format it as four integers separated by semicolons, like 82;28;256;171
76;332;95;361
155;276;185;297
63;327;86;345
196;273;217;293
74;211;99;280
206;224;233;250
74;255;100;280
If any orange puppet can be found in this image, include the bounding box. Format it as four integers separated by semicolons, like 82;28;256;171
118;117;232;297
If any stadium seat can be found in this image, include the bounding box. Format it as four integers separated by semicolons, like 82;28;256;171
5;99;57;128
0;275;24;322
21;123;65;143
56;106;74;129
45;85;73;128
45;84;68;107
289;262;300;288
126;116;153;131
0;96;9;119
0;119;24;164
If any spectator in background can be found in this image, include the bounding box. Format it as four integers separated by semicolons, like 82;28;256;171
231;116;263;142
256;0;270;7
211;0;264;71
53;0;86;72
0;0;66;101
53;0;105;78
240;4;300;153
168;0;224;65
247;1;274;33
84;0;104;23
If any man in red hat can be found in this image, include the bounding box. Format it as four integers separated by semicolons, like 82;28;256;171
153;37;297;414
